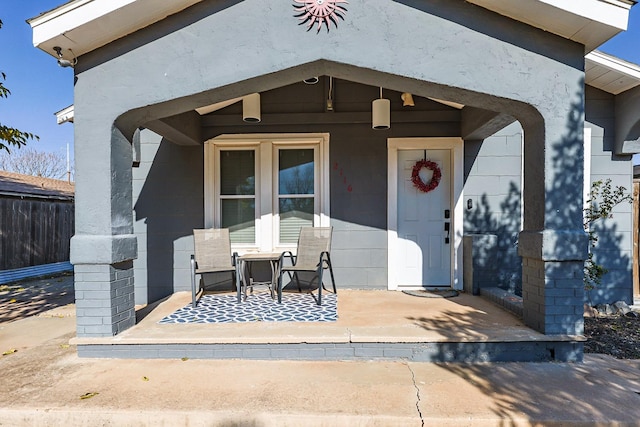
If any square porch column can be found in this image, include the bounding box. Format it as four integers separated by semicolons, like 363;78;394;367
71;234;138;338
71;116;138;338
518;110;588;338
519;231;586;336
74;261;135;337
531;259;585;335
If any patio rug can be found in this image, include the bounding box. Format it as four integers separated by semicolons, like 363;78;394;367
159;292;337;323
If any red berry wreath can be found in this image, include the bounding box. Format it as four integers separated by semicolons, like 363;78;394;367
411;159;441;193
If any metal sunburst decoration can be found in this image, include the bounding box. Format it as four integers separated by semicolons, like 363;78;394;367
293;0;348;33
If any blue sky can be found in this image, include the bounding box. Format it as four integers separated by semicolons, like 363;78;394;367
1;1;639;168
1;1;74;160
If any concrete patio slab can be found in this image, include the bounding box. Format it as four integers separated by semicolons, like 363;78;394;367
70;290;584;362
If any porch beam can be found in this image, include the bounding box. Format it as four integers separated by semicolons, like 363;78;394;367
201;111;461;127
615;85;640;154
144;111;202;146
461;106;516;140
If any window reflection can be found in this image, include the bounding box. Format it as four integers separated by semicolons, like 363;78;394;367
279;149;314;243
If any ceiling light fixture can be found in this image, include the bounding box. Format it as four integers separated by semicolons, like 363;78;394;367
242;93;261;123
372;87;390;130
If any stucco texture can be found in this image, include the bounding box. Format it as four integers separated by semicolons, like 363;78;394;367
70;0;591;336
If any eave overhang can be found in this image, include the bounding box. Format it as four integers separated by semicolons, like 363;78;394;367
467;0;635;53
586;50;640;95
28;0;205;59
29;0;635;59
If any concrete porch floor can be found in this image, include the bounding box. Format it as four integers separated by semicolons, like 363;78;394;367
71;290;584;362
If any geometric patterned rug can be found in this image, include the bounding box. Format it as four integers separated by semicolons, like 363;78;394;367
158;292;337;323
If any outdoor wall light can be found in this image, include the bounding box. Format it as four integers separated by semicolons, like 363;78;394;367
53;46;77;68
372;87;390;130
242;93;261;123
401;92;415;107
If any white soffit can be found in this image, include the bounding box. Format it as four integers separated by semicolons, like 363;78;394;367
28;0;205;58
586;50;640;94
466;0;634;52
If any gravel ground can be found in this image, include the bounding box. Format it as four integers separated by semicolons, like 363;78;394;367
584;315;640;359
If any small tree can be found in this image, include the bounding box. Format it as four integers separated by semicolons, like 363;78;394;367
0;19;39;153
0;147;71;180
583;179;632;292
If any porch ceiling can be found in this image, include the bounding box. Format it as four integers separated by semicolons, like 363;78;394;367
29;0;634;60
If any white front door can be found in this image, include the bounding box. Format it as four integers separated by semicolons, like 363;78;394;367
388;138;463;290
397;149;451;287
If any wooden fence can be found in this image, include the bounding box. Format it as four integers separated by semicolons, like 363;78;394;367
0;196;74;270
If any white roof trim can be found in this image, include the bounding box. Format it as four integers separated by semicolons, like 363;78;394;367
539;0;633;29
29;0;205;58
586;50;640;94
30;0;634;60
467;0;634;52
587;50;640;78
55;105;75;125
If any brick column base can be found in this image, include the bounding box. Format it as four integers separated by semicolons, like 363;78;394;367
522;257;584;335
74;261;135;337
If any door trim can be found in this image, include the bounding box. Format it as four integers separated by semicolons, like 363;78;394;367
387;138;464;290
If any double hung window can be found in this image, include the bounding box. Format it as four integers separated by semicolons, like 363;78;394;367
205;134;329;252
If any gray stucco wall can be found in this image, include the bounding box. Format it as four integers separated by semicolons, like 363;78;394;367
585;86;634;305
71;0;591;336
462;89;635;305
73;0;587;258
132;130;203;305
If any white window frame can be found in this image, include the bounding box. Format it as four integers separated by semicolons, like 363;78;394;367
204;133;330;254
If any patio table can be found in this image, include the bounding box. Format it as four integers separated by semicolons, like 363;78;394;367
238;253;281;301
